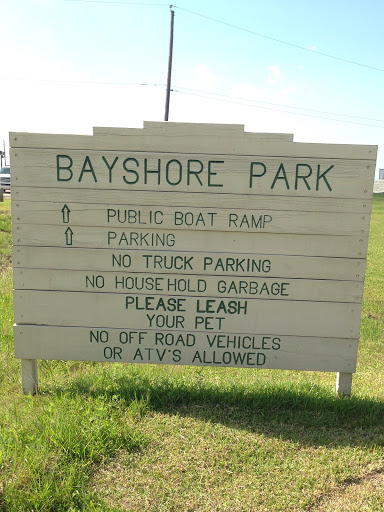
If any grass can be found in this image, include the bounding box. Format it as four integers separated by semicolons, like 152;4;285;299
0;195;383;511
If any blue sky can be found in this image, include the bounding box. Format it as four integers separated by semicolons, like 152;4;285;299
1;0;383;177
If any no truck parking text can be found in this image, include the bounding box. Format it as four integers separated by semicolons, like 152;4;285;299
111;253;272;273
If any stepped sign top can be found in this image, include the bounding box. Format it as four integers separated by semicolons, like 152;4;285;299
11;122;377;380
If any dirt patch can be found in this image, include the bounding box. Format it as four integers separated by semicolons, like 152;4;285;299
310;467;384;511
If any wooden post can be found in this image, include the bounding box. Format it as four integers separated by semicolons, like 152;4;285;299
21;359;38;395
336;372;352;396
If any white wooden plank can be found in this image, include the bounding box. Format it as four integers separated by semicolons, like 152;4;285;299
13;290;362;338
94;122;294;142
13;201;370;236
144;121;246;133
13;325;358;373
11;187;373;214
12;224;369;258
12;246;367;281
13;268;364;303
10;149;375;198
92;125;295;150
96;122;246;135
9;130;377;160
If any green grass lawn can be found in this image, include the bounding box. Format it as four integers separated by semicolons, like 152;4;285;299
0;196;383;511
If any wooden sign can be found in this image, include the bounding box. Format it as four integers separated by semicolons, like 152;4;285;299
10;122;377;396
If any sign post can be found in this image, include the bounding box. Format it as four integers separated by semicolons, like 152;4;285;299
10;122;377;396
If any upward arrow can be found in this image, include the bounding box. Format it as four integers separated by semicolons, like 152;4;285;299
61;204;70;223
65;227;73;246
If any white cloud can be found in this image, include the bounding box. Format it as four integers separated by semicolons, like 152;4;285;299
195;64;220;89
268;66;281;84
277;87;297;100
227;83;269;102
30;0;50;6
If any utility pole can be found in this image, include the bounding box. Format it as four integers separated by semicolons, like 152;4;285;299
164;6;175;121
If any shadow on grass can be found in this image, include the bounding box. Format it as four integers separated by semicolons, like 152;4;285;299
49;366;384;448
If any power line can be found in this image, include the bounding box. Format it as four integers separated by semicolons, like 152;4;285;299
65;0;384;73
0;76;165;87
173;89;384;129
1;73;382;127
173;86;384;123
173;6;384;73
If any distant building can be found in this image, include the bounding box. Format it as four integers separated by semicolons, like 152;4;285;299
379;168;384;180
374;180;384;193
